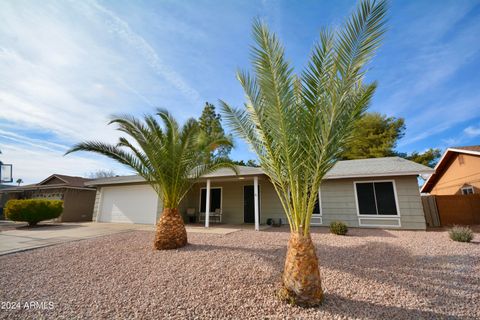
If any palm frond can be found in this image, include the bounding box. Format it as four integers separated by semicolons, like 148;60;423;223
66;110;236;209
222;0;387;235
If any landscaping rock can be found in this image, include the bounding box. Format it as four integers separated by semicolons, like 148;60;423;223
0;227;479;319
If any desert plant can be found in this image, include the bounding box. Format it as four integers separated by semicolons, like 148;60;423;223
66;110;235;250
4;199;63;226
449;226;474;243
221;0;387;306
330;221;348;235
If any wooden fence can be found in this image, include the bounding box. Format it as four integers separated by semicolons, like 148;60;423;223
422;194;480;226
422;196;441;227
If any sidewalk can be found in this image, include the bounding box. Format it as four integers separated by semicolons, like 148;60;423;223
0;222;240;255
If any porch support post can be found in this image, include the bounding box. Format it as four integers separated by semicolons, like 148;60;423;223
254;176;259;231
205;179;211;228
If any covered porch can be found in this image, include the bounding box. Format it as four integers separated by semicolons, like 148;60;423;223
179;166;283;231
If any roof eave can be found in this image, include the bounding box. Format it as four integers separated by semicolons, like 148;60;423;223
447;148;480;156
325;171;433;180
37;174;69;186
85;180;145;187
1;186;95;192
199;173;265;179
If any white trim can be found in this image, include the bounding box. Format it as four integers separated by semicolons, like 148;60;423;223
326;171;433;180
358;217;401;228
254;177;260;231
205;180;210;227
461;186;474;195
311;186;323;225
353;180;401;228
312;186;323;216
310;216;323;226
447;148;480;157
199;186;223;214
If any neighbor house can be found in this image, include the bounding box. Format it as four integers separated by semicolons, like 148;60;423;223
0;174;96;222
86;157;433;230
420;146;480;226
421;146;480;195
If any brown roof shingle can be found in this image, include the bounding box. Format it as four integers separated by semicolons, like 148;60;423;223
452;145;480;153
46;174;92;187
0;174;94;193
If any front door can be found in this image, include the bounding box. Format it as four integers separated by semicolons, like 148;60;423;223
243;185;259;223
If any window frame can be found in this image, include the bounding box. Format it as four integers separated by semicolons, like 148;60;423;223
353;180;401;218
310;186;323;226
312;186;322;216
461;186;474;195
199;187;223;213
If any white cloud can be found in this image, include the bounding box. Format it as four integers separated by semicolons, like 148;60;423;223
398;91;480;147
0;0;204;183
382;17;480;116
0;129;68;153
76;0;202;106
0;140;130;184
464;124;480;137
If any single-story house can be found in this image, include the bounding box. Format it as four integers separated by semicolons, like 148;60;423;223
86;157;433;230
421;145;480;195
0;174;96;222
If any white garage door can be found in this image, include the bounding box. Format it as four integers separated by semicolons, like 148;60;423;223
98;184;158;224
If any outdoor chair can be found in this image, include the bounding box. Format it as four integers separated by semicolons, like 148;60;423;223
186;208;196;223
198;208;222;223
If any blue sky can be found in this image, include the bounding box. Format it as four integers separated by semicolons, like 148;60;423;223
1;0;479;183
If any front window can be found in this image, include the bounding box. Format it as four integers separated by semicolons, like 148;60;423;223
200;188;221;213
355;181;398;215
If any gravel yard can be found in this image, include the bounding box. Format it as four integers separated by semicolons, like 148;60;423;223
1;227;479;319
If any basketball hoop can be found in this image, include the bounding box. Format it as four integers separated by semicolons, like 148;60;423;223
0;164;13;183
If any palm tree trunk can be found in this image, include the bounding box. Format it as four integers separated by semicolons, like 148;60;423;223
154;208;187;250
278;231;323;307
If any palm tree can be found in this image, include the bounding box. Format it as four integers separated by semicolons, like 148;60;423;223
221;0;387;306
16;178;23;186
66;109;235;250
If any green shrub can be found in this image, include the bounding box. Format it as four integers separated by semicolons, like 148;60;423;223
449;225;474;243
330;221;348;235
4;199;63;227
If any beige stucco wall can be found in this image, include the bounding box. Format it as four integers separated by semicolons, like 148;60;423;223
430;154;480;195
181;175;426;230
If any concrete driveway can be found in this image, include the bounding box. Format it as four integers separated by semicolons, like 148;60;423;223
0;222;239;255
